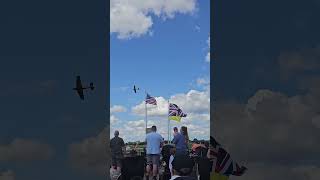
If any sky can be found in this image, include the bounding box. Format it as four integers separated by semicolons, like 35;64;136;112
110;0;211;142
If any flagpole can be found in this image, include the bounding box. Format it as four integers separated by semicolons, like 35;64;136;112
167;99;169;143
168;99;171;144
168;100;170;144
145;90;148;134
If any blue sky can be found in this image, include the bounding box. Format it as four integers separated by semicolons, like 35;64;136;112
110;0;210;142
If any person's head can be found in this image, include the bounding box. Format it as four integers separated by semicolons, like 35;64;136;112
172;155;194;176
173;127;178;133
151;125;157;132
114;130;119;137
180;127;184;134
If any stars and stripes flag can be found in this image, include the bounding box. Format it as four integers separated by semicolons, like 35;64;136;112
168;103;187;122
145;93;157;105
208;136;247;180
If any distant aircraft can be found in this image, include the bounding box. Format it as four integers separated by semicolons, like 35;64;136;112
73;76;94;100
133;85;139;93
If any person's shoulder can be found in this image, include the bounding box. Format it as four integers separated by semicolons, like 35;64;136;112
119;137;124;142
156;133;163;139
146;132;151;136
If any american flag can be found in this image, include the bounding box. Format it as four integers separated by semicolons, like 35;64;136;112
169;103;187;118
145;93;157;105
208;136;247;177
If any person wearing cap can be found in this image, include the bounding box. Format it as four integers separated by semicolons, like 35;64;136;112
110;130;125;173
170;155;196;180
145;125;164;180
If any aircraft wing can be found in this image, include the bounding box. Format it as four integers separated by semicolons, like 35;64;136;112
77;89;84;100
76;76;82;89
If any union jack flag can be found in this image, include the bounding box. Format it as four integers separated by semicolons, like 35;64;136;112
168;103;187;122
209;136;247;177
145;93;157;105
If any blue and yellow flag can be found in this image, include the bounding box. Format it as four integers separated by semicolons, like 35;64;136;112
210;172;229;180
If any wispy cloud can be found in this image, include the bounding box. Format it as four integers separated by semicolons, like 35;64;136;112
195;25;201;32
110;105;127;113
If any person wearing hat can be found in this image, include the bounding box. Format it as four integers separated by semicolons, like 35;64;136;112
170;155;196;180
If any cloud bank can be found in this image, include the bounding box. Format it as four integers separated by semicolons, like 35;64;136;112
0;138;54;162
111;0;198;39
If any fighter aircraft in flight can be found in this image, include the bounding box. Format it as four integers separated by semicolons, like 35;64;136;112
133;85;139;93
73;76;94;100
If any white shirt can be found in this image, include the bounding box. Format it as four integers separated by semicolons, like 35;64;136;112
169;155;174;176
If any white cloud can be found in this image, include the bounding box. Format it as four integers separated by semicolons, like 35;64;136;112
110;0;198;39
196;77;210;89
127;119;145;128
170;90;210;113
205;36;210;62
213;88;320;165
132;89;209;117
132;96;168;117
110;105;127;113
246;89;280;112
110;115;119;124
111;114;210;142
68;128;108;176
128;88;210;141
211;47;320;180
278;47;320;79
0;170;15;180
110;119;147;142
0;139;54;162
196;78;208;86
185;113;210;122
205;52;210;62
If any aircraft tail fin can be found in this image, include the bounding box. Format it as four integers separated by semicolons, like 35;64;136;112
90;83;94;90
